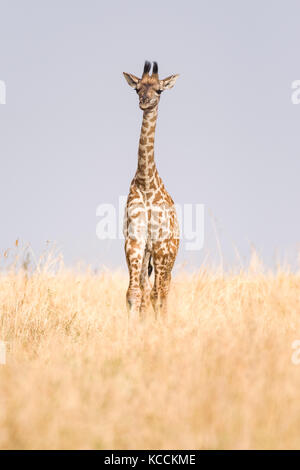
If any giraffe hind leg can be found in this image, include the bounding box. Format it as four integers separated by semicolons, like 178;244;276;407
139;250;152;318
148;255;153;277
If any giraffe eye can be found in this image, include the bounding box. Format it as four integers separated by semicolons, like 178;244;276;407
156;90;162;95
135;88;140;93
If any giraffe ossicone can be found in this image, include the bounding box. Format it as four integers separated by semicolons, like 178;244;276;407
123;61;180;319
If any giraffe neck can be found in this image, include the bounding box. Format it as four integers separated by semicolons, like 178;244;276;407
135;107;159;190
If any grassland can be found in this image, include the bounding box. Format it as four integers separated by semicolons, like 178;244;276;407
1;247;300;449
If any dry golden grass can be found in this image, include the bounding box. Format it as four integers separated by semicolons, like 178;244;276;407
1;249;300;449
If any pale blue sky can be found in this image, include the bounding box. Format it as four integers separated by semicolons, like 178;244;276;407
0;0;299;270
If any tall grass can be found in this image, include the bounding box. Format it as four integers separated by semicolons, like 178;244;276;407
0;244;300;449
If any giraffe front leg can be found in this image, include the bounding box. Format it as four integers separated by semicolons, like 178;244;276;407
151;239;178;319
159;270;172;317
125;238;145;320
151;270;171;319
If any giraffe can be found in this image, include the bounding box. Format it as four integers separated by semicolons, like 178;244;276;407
123;61;180;319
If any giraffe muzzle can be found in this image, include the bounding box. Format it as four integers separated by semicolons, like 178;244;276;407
139;98;155;110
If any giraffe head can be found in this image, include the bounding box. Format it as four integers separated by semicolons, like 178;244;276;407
123;61;179;111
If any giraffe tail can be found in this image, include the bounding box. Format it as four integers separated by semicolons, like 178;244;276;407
148;255;153;277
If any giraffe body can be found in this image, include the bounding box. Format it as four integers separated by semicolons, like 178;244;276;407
123;62;179;318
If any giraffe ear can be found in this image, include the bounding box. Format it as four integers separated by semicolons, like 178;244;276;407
123;72;140;89
160;74;179;90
